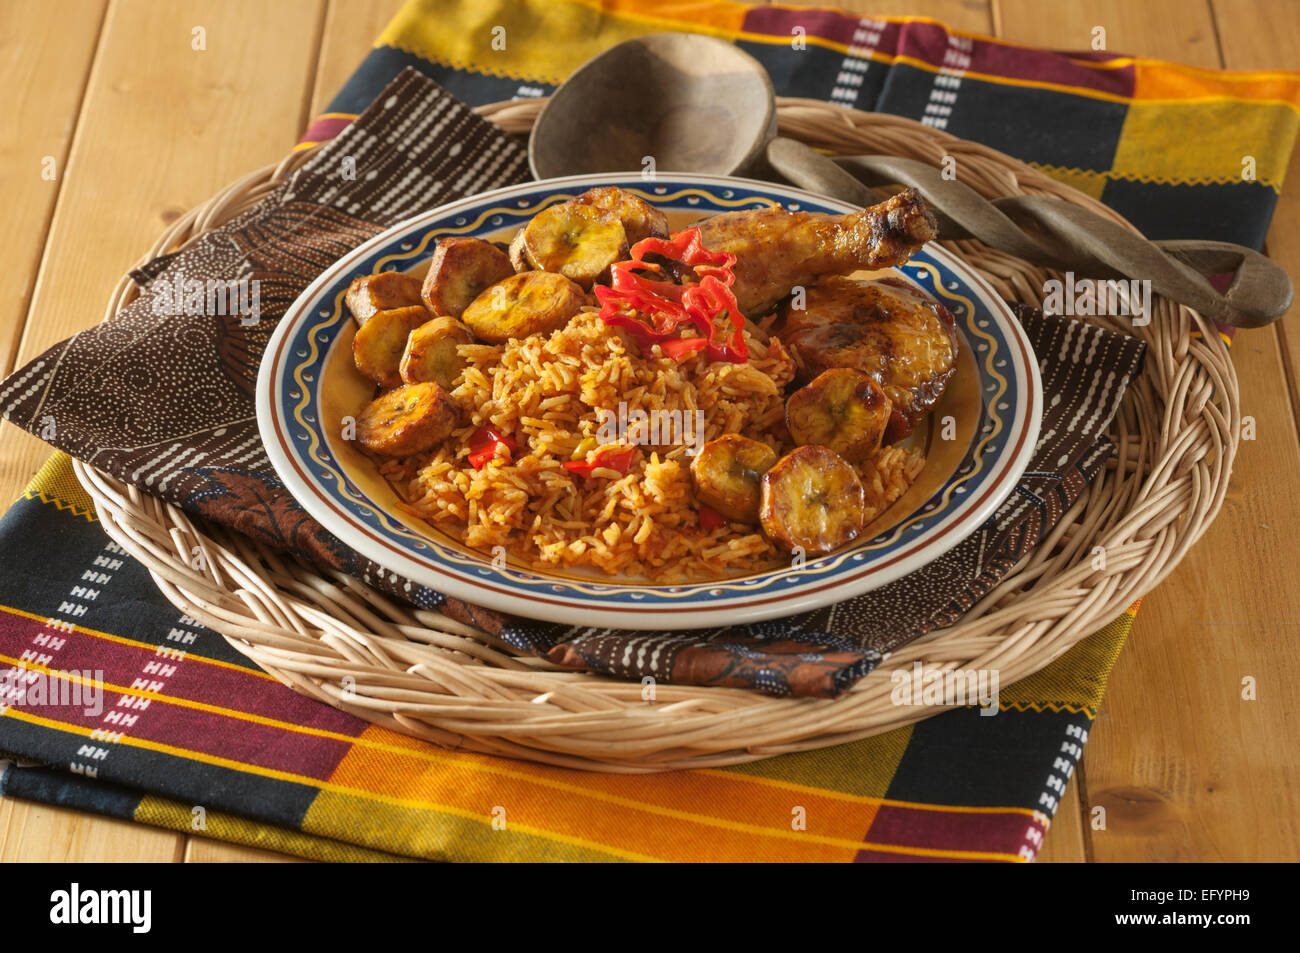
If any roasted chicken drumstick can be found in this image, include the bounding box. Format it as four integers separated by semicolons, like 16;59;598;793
777;275;959;441
693;188;938;316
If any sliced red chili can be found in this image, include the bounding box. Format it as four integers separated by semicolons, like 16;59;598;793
659;336;708;361
563;444;637;478
595;284;691;340
595;227;747;364
607;260;692;305
467;426;517;470
627;228;735;282
682;276;748;363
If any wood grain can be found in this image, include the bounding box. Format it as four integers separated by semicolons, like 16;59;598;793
3;0;1298;863
999;0;1300;862
0;798;183;862
0;0;106;379
996;0;1220;64
0;0;325;863
806;0;992;34
307;0;408;119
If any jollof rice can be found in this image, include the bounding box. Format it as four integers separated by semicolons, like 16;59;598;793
379;309;924;580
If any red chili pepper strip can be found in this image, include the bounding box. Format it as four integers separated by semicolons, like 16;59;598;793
467;426;516;470
659;336;709;361
607;261;691;304
682;276;748;363
628;228;736;282
595;227;747;363
604;227;737;306
563;444;637;478
595;284;691;338
698;505;727;530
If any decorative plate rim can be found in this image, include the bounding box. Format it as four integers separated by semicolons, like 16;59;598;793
257;172;1042;630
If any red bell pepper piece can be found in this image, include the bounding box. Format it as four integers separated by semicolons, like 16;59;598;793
626;228;736;283
467;426;517;470
606;261;691;306
698;505;727;530
595;284;691;341
563;444;637;478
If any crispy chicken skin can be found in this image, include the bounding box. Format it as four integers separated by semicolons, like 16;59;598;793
777;275;958;440
692;188;938;317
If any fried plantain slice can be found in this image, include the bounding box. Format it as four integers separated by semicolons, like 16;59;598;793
572;186;669;246
400;316;473;389
507;228;531;273
690;435;779;524
759;445;865;554
354;382;460;457
520;202;628;289
460;271;586;344
352;305;429;388
786;367;892;463
420;236;515;319
345;272;425;327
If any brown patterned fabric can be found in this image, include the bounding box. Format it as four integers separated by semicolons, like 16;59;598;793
0;70;529;615
0;70;1145;697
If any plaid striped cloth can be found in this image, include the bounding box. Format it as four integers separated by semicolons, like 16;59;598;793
0;455;1125;861
0;0;1294;862
312;0;1300;250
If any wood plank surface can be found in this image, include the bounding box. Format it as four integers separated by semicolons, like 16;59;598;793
998;0;1300;862
995;0;1220;62
0;0;325;863
2;0;1297;863
0;0;107;386
0;798;183;862
308;0;408;120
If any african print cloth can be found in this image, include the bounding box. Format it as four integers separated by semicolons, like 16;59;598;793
0;451;1127;861
0;0;1294;861
0;68;1144;698
312;0;1300;250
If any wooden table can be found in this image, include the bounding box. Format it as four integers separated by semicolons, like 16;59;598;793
1;0;1297;863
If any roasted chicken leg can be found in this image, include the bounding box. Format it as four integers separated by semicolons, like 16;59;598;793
777;275;958;441
693;188;938;317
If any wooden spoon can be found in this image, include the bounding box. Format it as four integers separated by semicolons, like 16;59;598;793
529;33;776;179
530;33;1291;328
769;139;1292;328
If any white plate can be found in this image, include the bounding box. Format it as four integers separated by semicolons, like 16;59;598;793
257;173;1041;630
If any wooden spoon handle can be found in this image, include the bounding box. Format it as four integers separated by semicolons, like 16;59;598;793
765;138;1293;328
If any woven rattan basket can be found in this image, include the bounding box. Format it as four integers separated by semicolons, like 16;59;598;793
73;98;1237;772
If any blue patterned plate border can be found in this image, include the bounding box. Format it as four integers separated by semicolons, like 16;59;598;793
257;173;1041;629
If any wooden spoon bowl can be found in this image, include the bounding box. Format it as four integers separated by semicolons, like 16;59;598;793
529;33;777;179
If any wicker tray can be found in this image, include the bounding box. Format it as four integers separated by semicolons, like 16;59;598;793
73;97;1237;772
